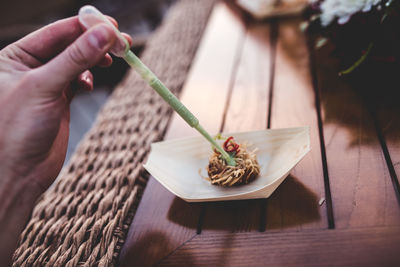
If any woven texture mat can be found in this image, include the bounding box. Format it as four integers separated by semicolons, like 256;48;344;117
13;0;216;265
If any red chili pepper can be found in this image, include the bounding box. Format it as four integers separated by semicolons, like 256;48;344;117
223;136;240;155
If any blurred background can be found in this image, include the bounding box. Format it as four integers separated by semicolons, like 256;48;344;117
0;0;176;163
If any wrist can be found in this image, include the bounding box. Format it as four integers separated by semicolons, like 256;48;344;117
0;170;41;215
0;170;43;265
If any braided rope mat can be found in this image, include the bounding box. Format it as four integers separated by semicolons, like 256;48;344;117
13;0;216;265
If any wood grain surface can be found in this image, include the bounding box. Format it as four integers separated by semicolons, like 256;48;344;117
313;45;400;228
158;227;400;266
201;22;272;234
119;3;246;266
265;18;328;231
119;2;400;267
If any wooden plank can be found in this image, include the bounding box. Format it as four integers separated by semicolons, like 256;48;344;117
158;227;400;266
265;18;328;230
374;89;400;206
314;45;400;228
119;3;246;266
201;23;272;233
354;65;400;208
222;24;271;134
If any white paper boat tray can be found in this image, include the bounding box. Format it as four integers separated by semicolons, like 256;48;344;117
144;127;310;202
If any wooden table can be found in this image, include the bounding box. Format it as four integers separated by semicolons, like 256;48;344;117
118;2;400;266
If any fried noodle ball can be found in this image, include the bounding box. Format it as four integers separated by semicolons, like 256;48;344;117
207;144;260;186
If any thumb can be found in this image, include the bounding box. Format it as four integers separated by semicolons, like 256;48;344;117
34;23;116;95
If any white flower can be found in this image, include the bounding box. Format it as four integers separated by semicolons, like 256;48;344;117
315;0;382;26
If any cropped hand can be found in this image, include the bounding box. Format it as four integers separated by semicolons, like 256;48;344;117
0;16;131;265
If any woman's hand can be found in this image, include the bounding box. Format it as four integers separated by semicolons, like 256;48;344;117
0;16;131;265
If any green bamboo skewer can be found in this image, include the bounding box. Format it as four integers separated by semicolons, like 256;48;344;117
79;5;236;166
123;51;236;166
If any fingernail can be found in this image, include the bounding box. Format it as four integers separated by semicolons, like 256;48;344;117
88;26;110;49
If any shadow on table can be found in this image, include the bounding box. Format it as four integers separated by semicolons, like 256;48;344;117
118;230;195;267
259;13;400;148
314;42;400;147
265;175;321;230
167;175;320;231
226;0;400;148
